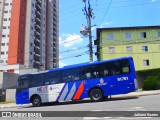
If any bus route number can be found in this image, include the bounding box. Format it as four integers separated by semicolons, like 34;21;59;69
117;77;128;81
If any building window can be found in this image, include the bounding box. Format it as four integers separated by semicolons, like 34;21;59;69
1;52;4;55
5;3;9;6
108;33;114;40
140;32;147;38
20;50;23;54
4;10;8;13
109;47;115;53
4;18;7;21
30;60;33;65
142;46;148;52
0;60;4;63
158;32;160;38
19;58;22;62
3;26;6;29
125;32;131;39
32;3;34;7
143;60;150;66
126;46;133;53
1;43;5;46
2;35;6;37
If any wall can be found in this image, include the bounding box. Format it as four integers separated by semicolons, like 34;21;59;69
5;89;16;102
0;72;18;89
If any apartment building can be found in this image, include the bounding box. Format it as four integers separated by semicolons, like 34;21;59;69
0;0;59;73
95;26;160;71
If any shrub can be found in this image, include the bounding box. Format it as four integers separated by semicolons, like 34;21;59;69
142;76;160;90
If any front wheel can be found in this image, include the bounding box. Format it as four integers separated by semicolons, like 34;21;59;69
32;95;41;107
90;89;104;102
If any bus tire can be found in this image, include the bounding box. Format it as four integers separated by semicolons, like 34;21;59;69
90;88;104;102
31;95;41;107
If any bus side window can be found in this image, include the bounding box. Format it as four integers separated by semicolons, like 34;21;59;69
30;74;45;87
45;76;50;85
72;69;80;81
112;62;122;75
121;59;130;73
48;72;61;84
81;65;100;79
101;63;110;76
62;70;72;82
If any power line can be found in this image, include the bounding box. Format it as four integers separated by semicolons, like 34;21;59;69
99;0;113;27
94;1;160;10
60;45;88;53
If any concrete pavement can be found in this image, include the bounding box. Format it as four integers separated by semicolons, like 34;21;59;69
0;89;160;109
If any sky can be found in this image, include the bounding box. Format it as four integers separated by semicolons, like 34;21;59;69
59;0;160;67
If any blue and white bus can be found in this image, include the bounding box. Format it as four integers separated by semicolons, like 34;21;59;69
16;56;138;107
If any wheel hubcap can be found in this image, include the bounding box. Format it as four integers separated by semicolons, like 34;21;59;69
34;99;39;105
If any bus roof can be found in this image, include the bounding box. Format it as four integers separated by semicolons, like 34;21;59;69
49;56;132;72
19;56;132;76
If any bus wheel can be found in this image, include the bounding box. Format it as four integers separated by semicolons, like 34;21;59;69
90;89;104;102
32;95;41;107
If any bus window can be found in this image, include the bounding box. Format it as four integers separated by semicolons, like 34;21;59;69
81;65;100;79
30;74;45;87
47;72;61;84
113;62;122;75
121;59;130;73
17;76;29;92
62;69;80;82
101;60;130;77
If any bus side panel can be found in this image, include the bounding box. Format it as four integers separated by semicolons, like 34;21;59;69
16;89;29;104
29;86;48;103
57;81;84;101
48;83;65;102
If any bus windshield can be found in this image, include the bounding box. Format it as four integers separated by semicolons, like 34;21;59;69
17;75;29;92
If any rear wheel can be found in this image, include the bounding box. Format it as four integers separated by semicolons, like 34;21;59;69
32;95;41;107
90;89;104;102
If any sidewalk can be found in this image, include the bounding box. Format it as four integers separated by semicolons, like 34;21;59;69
0;89;160;108
112;89;160;99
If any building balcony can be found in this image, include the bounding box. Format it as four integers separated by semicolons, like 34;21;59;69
35;17;41;23
36;10;41;16
35;24;41;29
36;0;42;4
34;37;40;43
35;20;41;26
35;31;40;36
34;44;40;50
34;42;40;47
34;53;40;57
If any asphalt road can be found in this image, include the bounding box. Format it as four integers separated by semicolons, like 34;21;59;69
1;94;160;120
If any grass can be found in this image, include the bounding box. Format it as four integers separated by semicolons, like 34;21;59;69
0;102;15;104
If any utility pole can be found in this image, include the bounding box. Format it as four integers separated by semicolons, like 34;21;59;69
80;0;94;62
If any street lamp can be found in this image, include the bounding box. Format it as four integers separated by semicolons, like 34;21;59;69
80;0;94;62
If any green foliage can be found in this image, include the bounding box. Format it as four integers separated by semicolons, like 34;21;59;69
142;76;160;90
136;68;160;80
136;68;160;89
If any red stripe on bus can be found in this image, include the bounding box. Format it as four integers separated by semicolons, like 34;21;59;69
73;81;84;100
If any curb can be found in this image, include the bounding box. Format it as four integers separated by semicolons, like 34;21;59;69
0;104;32;109
112;90;160;98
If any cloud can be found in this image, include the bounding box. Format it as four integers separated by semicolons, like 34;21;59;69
60;34;83;47
100;21;112;28
59;61;67;68
59;37;62;44
151;0;156;2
